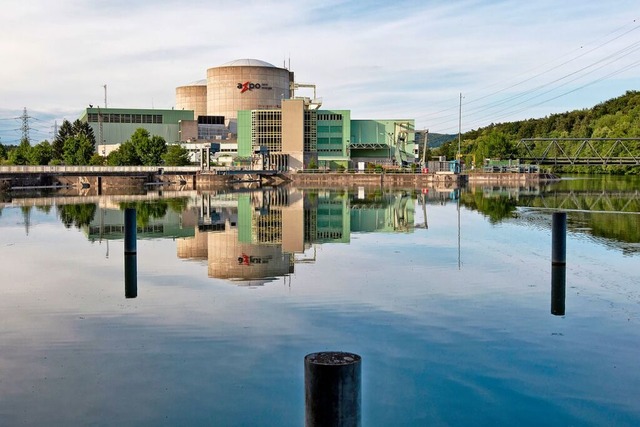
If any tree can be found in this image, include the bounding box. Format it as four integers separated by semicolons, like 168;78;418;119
0;142;7;160
8;138;31;165
53;120;73;161
54;119;96;164
117;139;142;165
88;153;105;166
63;134;95;165
131;129;166;165
71;119;95;145
28;140;53;165
162;144;191;166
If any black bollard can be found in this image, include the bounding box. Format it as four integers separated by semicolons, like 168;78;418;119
124;208;137;298
305;351;361;427
551;264;566;316
552;212;566;266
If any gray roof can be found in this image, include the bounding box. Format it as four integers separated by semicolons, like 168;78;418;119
218;58;276;68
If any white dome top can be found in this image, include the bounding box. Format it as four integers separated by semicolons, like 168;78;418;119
186;79;207;86
218;58;276;68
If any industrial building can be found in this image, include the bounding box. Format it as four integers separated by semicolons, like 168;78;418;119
79;108;194;156
78;58;418;170
175;58;417;171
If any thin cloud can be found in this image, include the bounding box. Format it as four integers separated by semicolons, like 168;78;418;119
0;0;637;142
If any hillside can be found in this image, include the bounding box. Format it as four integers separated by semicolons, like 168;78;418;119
433;90;640;172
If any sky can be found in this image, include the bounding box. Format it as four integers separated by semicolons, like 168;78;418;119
0;0;638;145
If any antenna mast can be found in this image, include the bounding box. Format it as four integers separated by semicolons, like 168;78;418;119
103;84;108;108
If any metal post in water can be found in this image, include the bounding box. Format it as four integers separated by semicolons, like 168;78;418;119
552;212;566;266
305;351;361;427
124;208;137;299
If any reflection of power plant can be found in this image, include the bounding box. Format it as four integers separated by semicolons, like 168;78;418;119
178;188;305;284
176;188;417;284
350;190;415;233
73;188;422;285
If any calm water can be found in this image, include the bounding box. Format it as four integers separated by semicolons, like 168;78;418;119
1;176;639;426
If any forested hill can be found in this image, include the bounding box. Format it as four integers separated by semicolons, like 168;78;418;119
466;90;640;140
435;90;640;163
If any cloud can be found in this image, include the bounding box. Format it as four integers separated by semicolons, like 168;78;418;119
0;0;638;142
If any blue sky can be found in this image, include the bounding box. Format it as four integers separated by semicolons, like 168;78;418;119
0;0;638;144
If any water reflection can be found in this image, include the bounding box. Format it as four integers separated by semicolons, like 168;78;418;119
551;265;566;316
175;188;421;283
462;179;640;253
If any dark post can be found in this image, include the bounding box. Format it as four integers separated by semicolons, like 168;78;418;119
124;208;137;299
551;212;566;266
305;351;361;427
551;265;566;315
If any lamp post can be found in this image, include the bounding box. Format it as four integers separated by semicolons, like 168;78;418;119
458;93;463;160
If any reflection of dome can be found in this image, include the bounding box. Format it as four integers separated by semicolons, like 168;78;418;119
207;228;293;280
230;278;278;287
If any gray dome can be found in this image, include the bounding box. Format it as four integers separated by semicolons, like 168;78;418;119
218;58;276;68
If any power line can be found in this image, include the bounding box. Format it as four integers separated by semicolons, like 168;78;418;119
418;19;640;133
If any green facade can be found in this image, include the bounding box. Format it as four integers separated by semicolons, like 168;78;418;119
236;110;253;158
316;110;351;168
315;191;350;243
235;107;415;168
79;108;194;146
350;119;416;165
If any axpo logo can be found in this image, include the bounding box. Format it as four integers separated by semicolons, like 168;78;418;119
237;82;272;93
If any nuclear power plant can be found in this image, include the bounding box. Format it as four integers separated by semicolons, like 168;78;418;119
80;58;418;171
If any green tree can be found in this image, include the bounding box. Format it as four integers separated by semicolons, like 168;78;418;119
63;134;95;165
88;153;105;166
54;119;96;164
117;139;142;165
72;119;96;144
53;119;73;161
162;144;190;166
0;142;7;160
8;138;31;165
131;129;166;165
28;140;53;165
58;203;97;229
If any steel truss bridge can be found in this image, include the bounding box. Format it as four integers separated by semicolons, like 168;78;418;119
515;138;640;165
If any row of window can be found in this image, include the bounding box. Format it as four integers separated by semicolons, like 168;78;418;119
317;113;343;121
87;113;163;124
317;125;343;134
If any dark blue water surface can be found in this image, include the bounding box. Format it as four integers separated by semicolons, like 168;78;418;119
0;179;639;426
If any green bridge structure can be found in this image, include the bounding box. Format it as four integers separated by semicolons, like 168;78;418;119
514;138;640;166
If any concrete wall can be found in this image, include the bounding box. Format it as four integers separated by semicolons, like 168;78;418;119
206;64;291;120
176;83;207;119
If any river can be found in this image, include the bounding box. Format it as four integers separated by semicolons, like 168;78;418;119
0;175;638;426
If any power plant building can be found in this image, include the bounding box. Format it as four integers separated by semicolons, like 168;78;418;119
77;58;417;170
